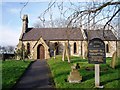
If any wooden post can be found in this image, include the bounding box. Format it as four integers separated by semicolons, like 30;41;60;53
54;49;56;59
95;64;103;88
88;38;105;88
62;44;66;61
95;64;100;87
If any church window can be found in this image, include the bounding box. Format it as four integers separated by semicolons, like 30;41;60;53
106;44;109;53
27;43;30;54
74;42;77;54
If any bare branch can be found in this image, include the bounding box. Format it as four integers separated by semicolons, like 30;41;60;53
103;8;120;29
89;1;120;13
20;0;29;20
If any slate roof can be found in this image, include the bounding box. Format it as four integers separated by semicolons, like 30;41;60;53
84;30;117;41
22;28;84;41
22;28;117;41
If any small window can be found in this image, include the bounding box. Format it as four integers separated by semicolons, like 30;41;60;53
54;42;59;55
74;42;77;54
106;44;109;53
27;43;30;54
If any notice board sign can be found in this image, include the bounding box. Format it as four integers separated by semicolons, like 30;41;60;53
88;38;106;64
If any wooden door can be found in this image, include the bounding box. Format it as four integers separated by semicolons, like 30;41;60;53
37;44;45;59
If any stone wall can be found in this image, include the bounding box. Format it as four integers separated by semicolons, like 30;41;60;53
21;38;50;60
17;39;116;60
82;41;88;59
117;41;120;57
104;41;116;57
49;41;82;57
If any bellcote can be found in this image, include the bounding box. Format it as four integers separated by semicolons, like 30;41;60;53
22;15;28;23
19;14;29;40
22;14;29;33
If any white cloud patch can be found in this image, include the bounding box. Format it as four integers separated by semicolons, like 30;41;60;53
0;25;21;46
8;8;21;14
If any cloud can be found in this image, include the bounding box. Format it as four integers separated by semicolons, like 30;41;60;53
8;8;21;14
0;25;21;46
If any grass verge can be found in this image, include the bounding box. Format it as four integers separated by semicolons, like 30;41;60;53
47;55;120;88
2;60;31;89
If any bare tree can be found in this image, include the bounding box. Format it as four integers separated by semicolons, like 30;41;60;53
33;18;68;28
0;47;7;53
37;0;119;62
0;46;15;54
7;46;15;53
38;0;119;32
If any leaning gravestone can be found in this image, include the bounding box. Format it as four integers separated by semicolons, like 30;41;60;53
68;64;82;83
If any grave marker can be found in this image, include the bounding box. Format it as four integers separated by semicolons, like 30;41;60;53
88;38;106;64
88;38;106;88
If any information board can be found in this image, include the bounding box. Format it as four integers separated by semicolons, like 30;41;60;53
88;38;106;64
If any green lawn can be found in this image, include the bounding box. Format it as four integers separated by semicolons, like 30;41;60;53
47;55;120;88
2;60;31;89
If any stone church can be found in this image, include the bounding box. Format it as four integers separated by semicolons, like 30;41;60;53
17;15;117;60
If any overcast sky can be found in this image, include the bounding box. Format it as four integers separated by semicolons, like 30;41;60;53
0;0;116;47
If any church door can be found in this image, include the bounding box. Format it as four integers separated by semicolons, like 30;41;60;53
37;44;45;59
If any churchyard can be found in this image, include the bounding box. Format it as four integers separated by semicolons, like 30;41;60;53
47;55;120;88
1;55;120;89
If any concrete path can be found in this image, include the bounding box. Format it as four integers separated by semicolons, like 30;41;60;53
13;60;55;89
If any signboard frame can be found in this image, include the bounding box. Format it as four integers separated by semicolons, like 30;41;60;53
88;38;106;64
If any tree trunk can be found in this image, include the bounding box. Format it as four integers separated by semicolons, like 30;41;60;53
23;50;25;61
2;53;5;61
54;49;56;59
110;51;117;69
66;42;70;63
62;41;70;63
62;44;66;61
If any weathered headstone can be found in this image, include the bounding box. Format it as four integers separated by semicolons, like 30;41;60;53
68;64;82;83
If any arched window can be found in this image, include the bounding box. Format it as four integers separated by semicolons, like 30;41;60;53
54;42;59;55
27;43;30;54
106;44;109;53
74;42;77;54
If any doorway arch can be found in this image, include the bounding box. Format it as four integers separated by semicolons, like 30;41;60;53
37;44;45;59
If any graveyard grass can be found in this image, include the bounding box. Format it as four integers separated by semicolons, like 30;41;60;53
2;60;31;89
47;55;120;88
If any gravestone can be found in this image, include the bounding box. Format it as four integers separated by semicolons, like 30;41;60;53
68;64;82;83
71;63;80;69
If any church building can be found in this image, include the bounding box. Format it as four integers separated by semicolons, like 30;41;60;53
17;15;117;60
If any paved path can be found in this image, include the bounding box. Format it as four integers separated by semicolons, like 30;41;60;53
13;60;54;89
